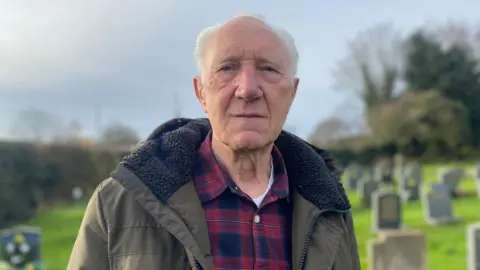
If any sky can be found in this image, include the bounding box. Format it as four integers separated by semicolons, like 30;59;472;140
1;0;479;140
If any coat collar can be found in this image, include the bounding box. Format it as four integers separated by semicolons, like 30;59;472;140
115;117;350;212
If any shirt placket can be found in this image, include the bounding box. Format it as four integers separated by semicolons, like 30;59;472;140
230;182;277;269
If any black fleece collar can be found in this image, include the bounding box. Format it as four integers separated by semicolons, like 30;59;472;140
115;118;350;212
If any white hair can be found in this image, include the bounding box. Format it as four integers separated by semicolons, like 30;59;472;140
194;13;299;77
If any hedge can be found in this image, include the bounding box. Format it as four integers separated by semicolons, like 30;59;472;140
0;142;122;229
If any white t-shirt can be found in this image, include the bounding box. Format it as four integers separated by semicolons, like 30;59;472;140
252;160;274;207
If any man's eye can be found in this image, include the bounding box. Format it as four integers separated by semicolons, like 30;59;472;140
219;65;235;72
260;66;277;73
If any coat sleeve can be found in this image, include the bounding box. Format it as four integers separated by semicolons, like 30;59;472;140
67;183;110;270
345;212;361;270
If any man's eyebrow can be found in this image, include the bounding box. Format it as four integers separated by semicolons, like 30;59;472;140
256;57;279;65
255;55;285;69
212;53;284;68
217;55;242;63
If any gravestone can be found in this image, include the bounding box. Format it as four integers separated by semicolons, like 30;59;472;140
344;163;363;190
368;230;426;270
395;168;406;192
371;189;402;233
0;225;42;269
467;222;480;270
400;162;422;202
358;177;379;208
422;183;460;225
476;163;480;180
393;154;406;186
393;154;405;171
439;168;465;197
476;177;480;199
476;164;480;198
374;161;394;185
72;187;84;201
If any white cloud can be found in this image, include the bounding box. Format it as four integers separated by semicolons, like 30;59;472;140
2;0;479;139
0;0;189;89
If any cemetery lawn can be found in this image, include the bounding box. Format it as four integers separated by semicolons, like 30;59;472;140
28;162;478;270
352;161;479;270
27;204;86;270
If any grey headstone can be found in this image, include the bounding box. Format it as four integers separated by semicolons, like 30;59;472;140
356;174;369;196
372;189;402;232
374;161;394;185
475;164;480;198
393;154;405;184
476;163;480;180
344;163;363;190
431;182;449;194
389;254;420;270
368;230;427;270
393;154;405;168
422;183;460;225
400;162;422;202
72;187;84;201
439;168;464;196
358;178;379;208
467;222;480;270
0;225;42;269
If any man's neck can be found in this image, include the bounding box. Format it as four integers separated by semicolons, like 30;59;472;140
211;135;273;186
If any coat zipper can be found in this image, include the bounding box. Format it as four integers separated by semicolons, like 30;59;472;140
298;212;321;270
185;248;201;270
193;259;201;270
298;209;350;270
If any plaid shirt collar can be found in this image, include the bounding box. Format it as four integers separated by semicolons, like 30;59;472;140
193;132;289;204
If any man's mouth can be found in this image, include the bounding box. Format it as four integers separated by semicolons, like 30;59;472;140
233;114;265;118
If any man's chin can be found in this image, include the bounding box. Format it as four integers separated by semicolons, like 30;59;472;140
229;132;272;151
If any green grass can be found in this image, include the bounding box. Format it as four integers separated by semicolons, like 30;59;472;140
27;204;86;270
27;163;478;270
353;162;479;270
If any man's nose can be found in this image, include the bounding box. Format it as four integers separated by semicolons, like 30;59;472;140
234;65;263;101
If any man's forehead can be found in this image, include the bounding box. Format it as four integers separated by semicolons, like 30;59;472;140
216;19;281;47
206;20;288;64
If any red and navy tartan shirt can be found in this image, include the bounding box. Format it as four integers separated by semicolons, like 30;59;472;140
192;132;292;269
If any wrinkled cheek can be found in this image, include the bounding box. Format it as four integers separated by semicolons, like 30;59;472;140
205;101;228;130
270;103;291;131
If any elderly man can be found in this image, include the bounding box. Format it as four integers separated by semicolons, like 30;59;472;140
68;14;360;270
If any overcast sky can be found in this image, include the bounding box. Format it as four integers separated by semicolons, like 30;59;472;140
1;0;479;140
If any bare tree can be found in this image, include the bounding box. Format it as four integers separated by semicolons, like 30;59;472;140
52;120;85;145
10;108;63;142
332;23;405;109
331;98;369;135
308;117;351;147
98;122;140;150
430;19;480;62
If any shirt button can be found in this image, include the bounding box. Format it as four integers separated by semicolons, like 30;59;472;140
254;215;260;224
233;186;239;191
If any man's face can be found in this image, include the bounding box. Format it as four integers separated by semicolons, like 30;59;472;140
194;18;299;151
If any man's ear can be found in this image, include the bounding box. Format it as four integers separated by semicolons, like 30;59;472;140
292;77;299;98
193;76;207;113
